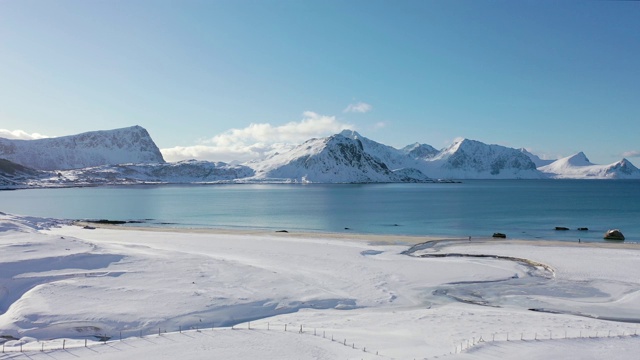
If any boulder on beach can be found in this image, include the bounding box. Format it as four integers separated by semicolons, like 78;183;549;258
603;229;625;241
492;232;506;238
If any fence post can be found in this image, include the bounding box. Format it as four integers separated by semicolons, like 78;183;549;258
85;339;87;347
41;343;44;352
285;324;287;332
299;325;302;333
120;331;122;341
179;326;181;333
248;322;251;330
267;322;270;330
63;340;65;350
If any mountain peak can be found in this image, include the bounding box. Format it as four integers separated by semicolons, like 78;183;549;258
339;129;362;139
566;152;593;166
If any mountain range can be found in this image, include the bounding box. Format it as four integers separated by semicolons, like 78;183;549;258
1;126;639;188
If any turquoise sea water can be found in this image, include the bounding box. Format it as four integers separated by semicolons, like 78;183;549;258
1;180;639;243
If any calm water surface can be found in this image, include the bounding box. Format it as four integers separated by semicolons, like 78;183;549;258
1;180;639;243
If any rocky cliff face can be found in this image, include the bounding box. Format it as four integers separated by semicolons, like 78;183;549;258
0;125;165;170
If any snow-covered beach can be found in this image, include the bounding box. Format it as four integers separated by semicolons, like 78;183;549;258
1;213;640;359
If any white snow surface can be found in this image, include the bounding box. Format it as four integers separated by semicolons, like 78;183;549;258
1;213;640;359
0;126;165;170
540;153;640;179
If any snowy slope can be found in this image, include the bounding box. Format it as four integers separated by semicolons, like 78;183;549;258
520;148;555;167
0;159;41;187
0;126;165;170
423;139;544;179
57;161;254;185
1;160;254;188
402;142;439;160
247;134;430;183
539;153;640;179
2;214;640;360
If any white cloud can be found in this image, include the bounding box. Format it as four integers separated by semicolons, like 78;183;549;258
0;129;49;140
622;150;640;158
344;102;372;113
372;121;386;130
161;112;354;163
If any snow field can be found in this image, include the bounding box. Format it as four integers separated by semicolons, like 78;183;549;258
2;213;640;359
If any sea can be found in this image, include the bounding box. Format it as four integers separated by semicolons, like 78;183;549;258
1;180;639;243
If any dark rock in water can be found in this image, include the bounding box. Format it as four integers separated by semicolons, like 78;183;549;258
344;227;351;230
577;227;589;231
89;219;127;225
555;227;570;231
492;232;506;238
604;229;625;241
276;230;289;233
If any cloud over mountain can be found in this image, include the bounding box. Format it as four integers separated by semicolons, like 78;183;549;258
0;129;49;140
343;102;372;113
161;112;353;163
622;150;640;158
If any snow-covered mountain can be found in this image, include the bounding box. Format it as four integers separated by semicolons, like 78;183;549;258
0;159;42;187
0;125;165;170
2;124;639;186
539;152;640;179
520;148;555;167
401;142;439;160
0;160;254;189
339;130;423;171
247;134;430;183
423;139;544;179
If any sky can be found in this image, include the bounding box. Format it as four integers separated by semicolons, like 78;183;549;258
1;0;638;164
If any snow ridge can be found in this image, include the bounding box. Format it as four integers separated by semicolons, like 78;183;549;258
424;139;543;179
540;153;640;179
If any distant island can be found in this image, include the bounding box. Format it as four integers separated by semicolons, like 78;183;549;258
1;126;639;189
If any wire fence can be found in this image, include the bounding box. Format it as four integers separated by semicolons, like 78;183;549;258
2;321;640;359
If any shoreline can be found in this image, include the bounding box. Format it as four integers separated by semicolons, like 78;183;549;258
72;221;640;249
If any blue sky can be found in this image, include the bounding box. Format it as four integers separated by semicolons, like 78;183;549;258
1;0;638;164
